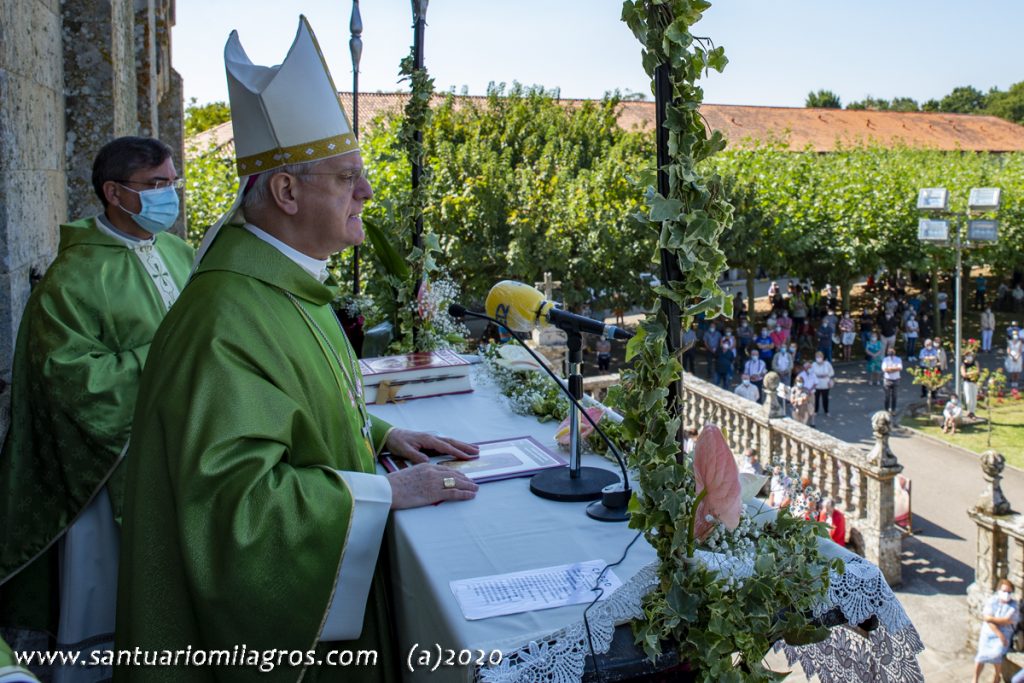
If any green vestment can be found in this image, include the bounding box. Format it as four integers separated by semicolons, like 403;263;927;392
0;635;38;681
115;226;397;683
0;217;194;632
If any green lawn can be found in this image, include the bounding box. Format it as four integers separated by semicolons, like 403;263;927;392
903;400;1024;470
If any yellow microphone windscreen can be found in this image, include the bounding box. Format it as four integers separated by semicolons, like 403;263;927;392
485;280;552;333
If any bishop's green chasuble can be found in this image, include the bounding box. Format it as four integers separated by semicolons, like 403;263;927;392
115;226;397;683
0;217;193;632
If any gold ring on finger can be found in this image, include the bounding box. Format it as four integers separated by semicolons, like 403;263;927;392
443;477;456;489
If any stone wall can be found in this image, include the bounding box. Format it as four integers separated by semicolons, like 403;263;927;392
0;0;183;432
0;0;67;405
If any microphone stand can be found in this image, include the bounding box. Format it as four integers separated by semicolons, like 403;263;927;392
529;327;618;504
450;305;630;521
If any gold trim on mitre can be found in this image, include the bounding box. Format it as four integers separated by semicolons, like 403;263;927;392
225;15;358;178
236;132;359;175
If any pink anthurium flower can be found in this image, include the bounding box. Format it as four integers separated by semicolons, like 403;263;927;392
691;424;743;545
554;407;605;446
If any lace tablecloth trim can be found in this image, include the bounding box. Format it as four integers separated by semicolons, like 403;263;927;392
478;564;657;683
774;622;926;683
480;557;924;683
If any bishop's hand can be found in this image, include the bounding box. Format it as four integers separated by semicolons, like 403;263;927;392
387;463;478;510
385;428;479;465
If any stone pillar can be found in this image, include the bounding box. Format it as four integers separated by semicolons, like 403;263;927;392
860;414;903;585
62;0;140;219
0;0;68;431
860;462;904;586
134;0;185;237
965;451;1015;648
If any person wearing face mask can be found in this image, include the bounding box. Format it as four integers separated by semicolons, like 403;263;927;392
682;321;698;374
754;327;774;365
1006;331;1023;389
703;321;722;380
980;306;996;353
0;137;194;671
714;338;736;389
962;352;980;418
734;373;760;403
971;579;1018;683
772;343;793;387
743;350;768;401
881;347;903;413
865;332;884;386
812;352;835;416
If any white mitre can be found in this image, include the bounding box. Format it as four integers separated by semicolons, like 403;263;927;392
194;15;358;266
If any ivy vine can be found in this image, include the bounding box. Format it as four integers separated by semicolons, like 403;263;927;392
395;50;442;351
616;1;837;679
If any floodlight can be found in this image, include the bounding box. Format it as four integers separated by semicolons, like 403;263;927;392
917;188;948;211
917;218;950;242
968;188;1001;212
967;219;999;242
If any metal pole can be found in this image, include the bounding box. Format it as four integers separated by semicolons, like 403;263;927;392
654;60;685;448
349;0;363;295
411;0;427;252
954;219;963;399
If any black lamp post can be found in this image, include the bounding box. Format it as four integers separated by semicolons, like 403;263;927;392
410;0;428;253
349;0;363;295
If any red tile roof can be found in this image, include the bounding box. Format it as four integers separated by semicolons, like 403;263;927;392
189;92;1024;155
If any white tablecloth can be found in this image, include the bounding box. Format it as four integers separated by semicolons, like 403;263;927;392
370;365;924;682
370;369;655;682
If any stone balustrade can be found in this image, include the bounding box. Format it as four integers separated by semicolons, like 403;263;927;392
966;451;1023;650
583;370;905;585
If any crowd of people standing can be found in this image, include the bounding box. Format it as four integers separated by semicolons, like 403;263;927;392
687;273;1021;426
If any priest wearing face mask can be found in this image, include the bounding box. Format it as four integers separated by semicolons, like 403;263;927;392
0;136;194;674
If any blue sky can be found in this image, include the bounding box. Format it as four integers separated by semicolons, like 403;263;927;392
174;0;1024;108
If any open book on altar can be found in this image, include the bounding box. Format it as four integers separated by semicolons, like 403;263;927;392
359;350;473;403
379;436;567;483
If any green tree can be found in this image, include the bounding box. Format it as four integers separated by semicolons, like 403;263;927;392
184;98;231;137
805;89;842;109
985;81;1024;124
890;96;920;112
938;85;988;113
847;95;890;111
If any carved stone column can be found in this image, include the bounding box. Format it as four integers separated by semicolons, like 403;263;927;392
762;371;785;419
966;451;1015;648
859;462;904;586
866;411;899;467
976;450;1011;515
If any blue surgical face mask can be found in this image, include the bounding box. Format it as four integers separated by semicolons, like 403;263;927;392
118;184;180;234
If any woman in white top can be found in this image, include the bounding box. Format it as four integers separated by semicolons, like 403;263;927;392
1006;331;1024;388
903;314;919;358
811;352;835;417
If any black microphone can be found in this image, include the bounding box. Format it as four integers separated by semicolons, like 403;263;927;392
449;303;631;522
547;306;634;341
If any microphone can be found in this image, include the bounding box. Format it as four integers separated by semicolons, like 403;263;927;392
484;281;633;341
449;303;631;522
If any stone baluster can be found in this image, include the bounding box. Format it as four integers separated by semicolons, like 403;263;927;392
837;461;851;512
966;450;1017;649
